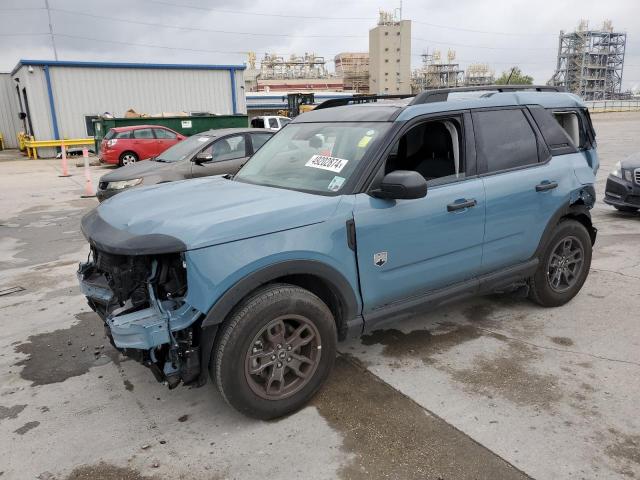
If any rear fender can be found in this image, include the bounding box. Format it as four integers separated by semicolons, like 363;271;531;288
534;195;597;260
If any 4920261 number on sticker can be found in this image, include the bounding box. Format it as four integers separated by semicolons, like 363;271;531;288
305;155;348;173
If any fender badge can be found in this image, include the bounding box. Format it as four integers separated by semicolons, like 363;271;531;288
374;252;388;267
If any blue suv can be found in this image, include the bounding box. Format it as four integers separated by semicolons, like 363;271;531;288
78;86;598;419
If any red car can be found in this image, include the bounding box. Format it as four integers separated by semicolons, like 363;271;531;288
100;125;186;166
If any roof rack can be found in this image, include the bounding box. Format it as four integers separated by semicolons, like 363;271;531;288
314;94;415;110
410;85;566;105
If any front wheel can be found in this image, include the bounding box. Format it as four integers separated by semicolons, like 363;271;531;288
529;219;592;307
212;284;337;419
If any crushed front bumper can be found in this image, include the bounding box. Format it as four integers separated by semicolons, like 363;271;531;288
77;261;201;351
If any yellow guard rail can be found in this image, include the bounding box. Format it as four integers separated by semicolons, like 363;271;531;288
24;136;94;159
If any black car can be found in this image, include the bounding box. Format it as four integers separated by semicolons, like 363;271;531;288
96;128;274;202
604;153;640;212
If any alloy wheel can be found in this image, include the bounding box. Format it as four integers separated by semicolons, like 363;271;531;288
245;314;322;400
121;154;136;165
546;235;584;293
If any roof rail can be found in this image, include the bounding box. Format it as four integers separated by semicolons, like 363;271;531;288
410;85;566;105
314;94;415;110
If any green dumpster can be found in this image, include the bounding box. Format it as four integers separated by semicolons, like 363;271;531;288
93;114;248;153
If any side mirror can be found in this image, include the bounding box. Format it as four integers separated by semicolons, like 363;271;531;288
194;151;213;164
370;170;427;200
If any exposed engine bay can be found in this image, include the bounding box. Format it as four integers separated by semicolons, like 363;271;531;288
78;248;204;388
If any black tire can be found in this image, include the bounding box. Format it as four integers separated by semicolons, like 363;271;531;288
614;205;638;213
118;151;138;166
212;283;337;420
529;219;592;307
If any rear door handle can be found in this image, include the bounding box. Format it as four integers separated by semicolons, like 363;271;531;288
536;181;558;192
447;198;477;212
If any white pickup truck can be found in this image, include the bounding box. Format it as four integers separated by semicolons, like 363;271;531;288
250;115;291;131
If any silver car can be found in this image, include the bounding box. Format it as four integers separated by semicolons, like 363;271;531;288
96;128;273;201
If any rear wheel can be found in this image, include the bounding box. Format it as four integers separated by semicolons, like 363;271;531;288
212;284;337;419
119;151;138;166
614;205;638;213
529;219;592;307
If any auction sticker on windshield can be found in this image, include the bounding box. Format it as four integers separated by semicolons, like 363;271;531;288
305;155;348;173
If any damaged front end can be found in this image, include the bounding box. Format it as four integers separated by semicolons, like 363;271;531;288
78;248;204;388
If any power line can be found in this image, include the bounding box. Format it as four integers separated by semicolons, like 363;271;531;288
53;33;252;56
4;30;639;69
0;7;45;10
49;32;590;67
146;0;373;20
412;36;555;51
50;8;364;39
143;0;562;37
0;32;50;36
50;8;557;51
412;19;555;37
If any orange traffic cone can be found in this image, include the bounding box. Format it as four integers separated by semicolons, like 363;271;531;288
80;147;96;198
58;140;71;177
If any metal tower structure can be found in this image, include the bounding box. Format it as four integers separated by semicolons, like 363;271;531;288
465;64;495;86
259;53;328;80
334;53;370;93
411;50;464;92
551;20;626;100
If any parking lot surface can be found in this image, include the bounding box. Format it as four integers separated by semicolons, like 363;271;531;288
1;112;639;479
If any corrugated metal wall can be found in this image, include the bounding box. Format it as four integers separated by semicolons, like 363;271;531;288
0;73;23;148
11;64;246;145
14;67;53;141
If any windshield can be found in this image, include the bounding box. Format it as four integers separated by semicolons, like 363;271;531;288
235;122;390;194
155;134;213;162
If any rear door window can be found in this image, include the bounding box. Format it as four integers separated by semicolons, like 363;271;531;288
133;128;154;139
473;109;539;173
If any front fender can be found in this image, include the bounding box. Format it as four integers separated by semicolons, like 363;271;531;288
184;212;361;327
199;259;359;329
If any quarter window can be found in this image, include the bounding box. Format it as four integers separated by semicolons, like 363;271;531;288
268;118;279;129
154;128;177;139
474;109;539;172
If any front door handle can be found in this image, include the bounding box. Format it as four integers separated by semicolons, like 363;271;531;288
536;181;558;192
447;198;477;212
